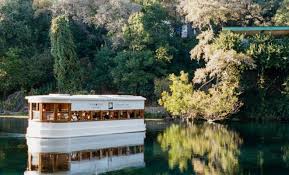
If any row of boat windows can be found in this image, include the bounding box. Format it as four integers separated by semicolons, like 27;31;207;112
28;145;144;173
32;103;70;112
32;110;144;122
30;103;144;122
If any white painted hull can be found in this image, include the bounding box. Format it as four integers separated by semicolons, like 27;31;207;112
26;119;146;138
27;132;146;153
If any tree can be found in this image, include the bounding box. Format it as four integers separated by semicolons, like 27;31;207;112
90;46;115;93
50;15;81;93
159;72;243;121
45;0;141;48
273;0;289;25
123;3;178;57
111;3;180;98
0;48;26;96
160;31;256;121
0;0;54;98
159;71;193;117
0;0;34;52
111;50;158;96
178;0;263;30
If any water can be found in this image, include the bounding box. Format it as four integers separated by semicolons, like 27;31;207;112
0;121;289;174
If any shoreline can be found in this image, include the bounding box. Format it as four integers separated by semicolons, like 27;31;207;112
0;115;28;119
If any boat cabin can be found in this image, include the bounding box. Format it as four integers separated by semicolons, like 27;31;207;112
26;94;145;122
25;94;146;138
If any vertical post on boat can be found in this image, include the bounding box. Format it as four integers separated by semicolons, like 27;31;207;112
140;110;144;118
68;104;72;122
39;103;43;121
29;103;32;120
100;111;103;120
54;104;57;122
133;110;136;118
118;110;121;119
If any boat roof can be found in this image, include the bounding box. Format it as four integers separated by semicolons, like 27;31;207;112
25;94;146;103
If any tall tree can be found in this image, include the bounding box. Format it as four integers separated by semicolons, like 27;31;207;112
50;15;81;93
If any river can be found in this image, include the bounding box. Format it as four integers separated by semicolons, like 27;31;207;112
0;120;289;174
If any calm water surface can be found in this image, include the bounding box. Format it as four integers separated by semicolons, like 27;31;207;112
0;121;289;175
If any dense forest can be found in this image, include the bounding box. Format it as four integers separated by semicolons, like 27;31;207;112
0;0;289;120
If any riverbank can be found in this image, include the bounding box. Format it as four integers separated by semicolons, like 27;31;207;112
0;115;28;119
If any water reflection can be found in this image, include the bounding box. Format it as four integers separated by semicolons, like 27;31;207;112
282;146;289;166
25;132;145;174
157;123;242;175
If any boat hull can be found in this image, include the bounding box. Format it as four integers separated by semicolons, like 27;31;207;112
26;119;146;138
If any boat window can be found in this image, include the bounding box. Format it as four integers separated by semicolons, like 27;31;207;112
32;103;37;111
92;111;101;120
43;104;54;112
56;112;69;121
58;104;69;112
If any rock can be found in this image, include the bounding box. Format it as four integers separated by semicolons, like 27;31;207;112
1;91;26;113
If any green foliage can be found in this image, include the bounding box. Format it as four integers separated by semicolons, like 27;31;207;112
112;50;158;96
160;31;257;121
247;34;289;69
273;0;289;25
0;48;26;94
160;30;289;121
50;15;81;93
2;0;289;120
0;0;34;53
154;77;170;100
114;3;183;98
212;31;245;52
160;72;242;121
178;0;263;30
89;46;115;93
157;123;242;174
0;0;53;99
179;0;285;31
123;3;178;57
159;72;193;116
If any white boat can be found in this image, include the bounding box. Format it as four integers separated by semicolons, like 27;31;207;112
25;94;146;138
24;132;145;175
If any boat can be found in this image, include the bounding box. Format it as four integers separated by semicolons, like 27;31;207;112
25;94;146;138
24;132;145;174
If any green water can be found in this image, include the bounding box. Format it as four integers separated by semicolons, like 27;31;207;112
1;122;289;174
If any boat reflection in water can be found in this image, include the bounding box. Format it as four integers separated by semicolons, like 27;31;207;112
24;132;145;174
